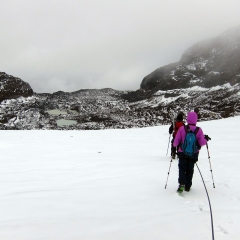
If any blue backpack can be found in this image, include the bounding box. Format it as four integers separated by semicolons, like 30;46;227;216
182;125;199;157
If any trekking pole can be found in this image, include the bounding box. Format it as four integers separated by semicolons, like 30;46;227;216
164;157;173;189
206;143;215;188
166;134;171;156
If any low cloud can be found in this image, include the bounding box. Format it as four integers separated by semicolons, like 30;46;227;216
1;0;240;93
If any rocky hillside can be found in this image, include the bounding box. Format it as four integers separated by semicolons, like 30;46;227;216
141;25;240;91
0;83;239;130
0;72;33;102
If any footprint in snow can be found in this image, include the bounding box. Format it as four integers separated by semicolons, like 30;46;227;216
216;225;229;234
183;200;205;212
218;182;230;188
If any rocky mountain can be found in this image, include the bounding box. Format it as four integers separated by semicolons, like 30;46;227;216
141;25;240;91
0;82;239;130
0;26;240;130
0;72;33;102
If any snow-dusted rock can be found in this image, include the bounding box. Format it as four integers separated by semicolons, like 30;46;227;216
0;72;33;102
141;25;240;91
0;83;239;130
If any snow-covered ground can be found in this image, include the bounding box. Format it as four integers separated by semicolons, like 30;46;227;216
1;116;240;240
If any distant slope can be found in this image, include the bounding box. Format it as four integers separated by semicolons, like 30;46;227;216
141;25;240;91
1;83;239;130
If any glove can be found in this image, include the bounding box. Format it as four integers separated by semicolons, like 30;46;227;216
204;135;211;141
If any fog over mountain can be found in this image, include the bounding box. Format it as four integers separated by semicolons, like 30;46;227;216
1;0;240;93
141;25;240;91
1;25;240;130
0;27;240;130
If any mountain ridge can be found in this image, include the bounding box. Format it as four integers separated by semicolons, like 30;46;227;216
0;26;240;130
140;25;240;91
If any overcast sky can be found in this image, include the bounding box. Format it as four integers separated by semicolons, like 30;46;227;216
1;0;240;93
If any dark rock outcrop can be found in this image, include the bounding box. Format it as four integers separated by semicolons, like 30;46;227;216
0;72;33;102
141;25;240;91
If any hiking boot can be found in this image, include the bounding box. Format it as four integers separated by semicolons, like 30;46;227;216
185;187;191;192
177;184;185;193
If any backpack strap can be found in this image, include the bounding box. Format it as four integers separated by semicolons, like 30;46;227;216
184;125;191;133
194;127;199;135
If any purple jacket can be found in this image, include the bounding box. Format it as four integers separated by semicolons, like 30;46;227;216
173;112;207;152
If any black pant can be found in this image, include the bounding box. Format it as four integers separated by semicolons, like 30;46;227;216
178;152;199;188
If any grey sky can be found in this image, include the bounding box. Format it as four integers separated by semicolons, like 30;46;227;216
1;0;240;93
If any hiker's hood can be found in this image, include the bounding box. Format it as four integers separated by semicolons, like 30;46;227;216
187;111;198;125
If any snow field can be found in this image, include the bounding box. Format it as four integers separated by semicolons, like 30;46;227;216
0;116;240;239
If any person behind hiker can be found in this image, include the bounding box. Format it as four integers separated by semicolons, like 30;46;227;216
173;111;210;192
169;113;185;159
194;107;201;119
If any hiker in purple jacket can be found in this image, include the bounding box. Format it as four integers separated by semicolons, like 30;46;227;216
173;111;210;192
